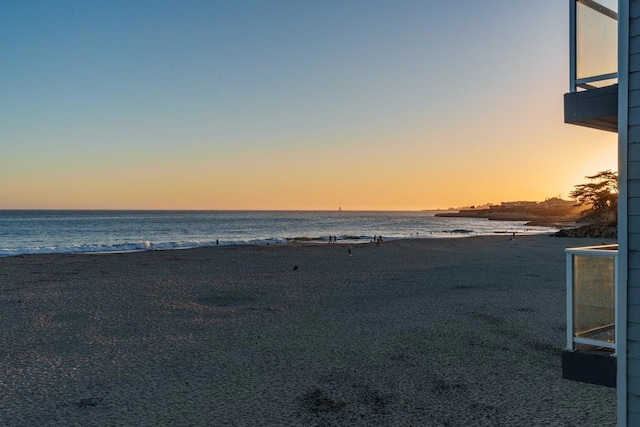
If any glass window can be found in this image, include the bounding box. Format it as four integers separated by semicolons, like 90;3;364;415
576;1;617;82
573;254;615;343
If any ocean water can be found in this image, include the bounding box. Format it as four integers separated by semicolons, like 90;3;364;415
0;210;558;257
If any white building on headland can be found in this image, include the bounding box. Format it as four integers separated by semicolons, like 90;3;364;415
540;197;578;209
496;198;576;210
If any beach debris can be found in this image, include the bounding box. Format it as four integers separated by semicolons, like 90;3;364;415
197;293;256;307
300;389;346;414
75;398;100;408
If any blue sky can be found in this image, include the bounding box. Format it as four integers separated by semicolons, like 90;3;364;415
0;1;617;210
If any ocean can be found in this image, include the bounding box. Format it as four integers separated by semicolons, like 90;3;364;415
0;210;558;257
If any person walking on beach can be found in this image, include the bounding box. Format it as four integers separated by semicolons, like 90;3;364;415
347;245;352;255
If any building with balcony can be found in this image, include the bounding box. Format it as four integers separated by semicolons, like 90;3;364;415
563;1;640;425
564;243;618;388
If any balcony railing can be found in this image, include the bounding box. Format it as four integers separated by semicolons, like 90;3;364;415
570;0;618;92
565;244;618;351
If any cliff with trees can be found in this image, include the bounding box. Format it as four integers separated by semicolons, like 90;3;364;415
435;197;583;225
554;170;618;238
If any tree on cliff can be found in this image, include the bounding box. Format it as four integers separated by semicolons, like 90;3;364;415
569;170;618;223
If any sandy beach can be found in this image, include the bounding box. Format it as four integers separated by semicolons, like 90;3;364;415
0;235;617;426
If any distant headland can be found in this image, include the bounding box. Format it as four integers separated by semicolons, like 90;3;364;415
434;197;583;227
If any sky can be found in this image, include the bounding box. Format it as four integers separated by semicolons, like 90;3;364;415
0;1;618;210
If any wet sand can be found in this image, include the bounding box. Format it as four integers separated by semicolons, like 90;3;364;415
0;235;617;426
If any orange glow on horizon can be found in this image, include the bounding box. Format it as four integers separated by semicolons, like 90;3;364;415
1;128;617;211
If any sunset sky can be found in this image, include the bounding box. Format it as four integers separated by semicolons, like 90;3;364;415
0;1;618;210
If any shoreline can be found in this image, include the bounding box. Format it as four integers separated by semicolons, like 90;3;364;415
0;229;560;260
435;211;579;227
0;235;617;425
0;210;563;259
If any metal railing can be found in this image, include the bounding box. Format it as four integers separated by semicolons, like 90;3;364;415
570;0;618;91
565;244;618;351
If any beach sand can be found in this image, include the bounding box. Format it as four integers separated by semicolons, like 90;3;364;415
0;235;617;426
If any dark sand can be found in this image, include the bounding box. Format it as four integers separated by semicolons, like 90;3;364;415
0;235;617;426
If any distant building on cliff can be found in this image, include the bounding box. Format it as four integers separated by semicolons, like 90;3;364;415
539;197;578;209
494;200;539;210
488;197;577;212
